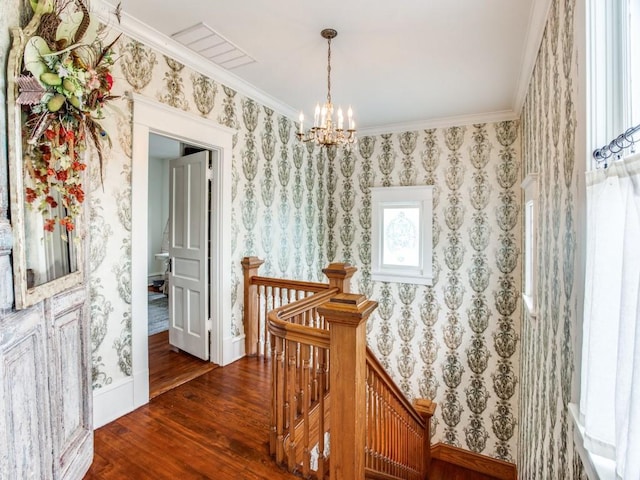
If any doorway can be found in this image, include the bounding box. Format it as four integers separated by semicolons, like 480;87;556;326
94;96;237;427
107;95;236;423
146;134;217;398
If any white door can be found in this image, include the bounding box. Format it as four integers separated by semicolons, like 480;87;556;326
168;151;210;360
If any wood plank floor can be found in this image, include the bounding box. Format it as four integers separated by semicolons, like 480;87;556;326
148;330;218;399
85;357;299;479
86;354;505;480
429;458;503;480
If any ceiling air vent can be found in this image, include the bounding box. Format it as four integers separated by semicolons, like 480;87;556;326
171;23;255;70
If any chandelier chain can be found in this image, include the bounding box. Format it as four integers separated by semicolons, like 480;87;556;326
326;37;332;104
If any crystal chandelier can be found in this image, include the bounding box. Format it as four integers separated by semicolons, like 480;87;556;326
297;28;356;147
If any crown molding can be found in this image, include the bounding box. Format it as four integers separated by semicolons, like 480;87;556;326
92;0;299;121
93;0;540;135
357;109;519;137
512;0;553;116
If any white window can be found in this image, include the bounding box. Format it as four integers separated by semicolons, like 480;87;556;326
574;2;640;480
521;173;538;319
370;186;433;285
630;0;640;127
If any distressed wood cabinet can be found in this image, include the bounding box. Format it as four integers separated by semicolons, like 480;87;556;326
0;286;92;479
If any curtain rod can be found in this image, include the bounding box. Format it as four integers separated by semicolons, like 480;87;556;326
593;123;640;167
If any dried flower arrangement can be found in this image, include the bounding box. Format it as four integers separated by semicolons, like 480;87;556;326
16;0;118;234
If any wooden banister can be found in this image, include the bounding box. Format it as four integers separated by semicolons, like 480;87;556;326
245;259;436;480
413;399;436;477
318;293;378;480
322;262;357;292
251;275;330;293
241;256;265;356
365;350;435;480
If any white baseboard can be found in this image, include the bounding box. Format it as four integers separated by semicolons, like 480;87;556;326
222;335;245;365
93;370;149;428
93;378;133;428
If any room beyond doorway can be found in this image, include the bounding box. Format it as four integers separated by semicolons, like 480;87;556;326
146;133;214;397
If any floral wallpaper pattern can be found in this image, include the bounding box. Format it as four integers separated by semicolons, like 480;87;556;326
519;0;586;478
90;26;527;458
87;34;327;388
2;0;583;474
330;122;522;461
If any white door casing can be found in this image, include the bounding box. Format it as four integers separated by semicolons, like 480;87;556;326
168;151;209;360
93;94;237;428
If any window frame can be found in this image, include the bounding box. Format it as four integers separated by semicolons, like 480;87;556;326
370;185;433;286
521;173;538;319
571;1;640;479
587;0;637;169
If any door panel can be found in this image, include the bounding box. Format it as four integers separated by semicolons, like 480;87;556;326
48;287;93;480
0;307;53;479
168;151;209;360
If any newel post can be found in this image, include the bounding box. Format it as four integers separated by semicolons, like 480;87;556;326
241;256;264;356
318;293;378;480
414;398;437;479
322;262;357;293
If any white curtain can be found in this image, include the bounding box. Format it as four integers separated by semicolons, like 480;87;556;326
581;153;640;479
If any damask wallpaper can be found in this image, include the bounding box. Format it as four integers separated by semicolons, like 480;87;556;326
72;21;522;465
0;0;594;474
329;123;522;461
519;0;586;478
88;26;526;461
88;36;327;388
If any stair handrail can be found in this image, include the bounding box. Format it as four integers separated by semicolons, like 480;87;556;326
365;347;436;480
267;287;338;477
241;258;436;479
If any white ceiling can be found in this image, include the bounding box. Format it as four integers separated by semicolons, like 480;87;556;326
113;0;550;133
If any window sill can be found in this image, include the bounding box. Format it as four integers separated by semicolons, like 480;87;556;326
372;271;432;286
568;404;616;480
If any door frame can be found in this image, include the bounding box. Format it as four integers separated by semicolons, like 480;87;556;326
130;93;235;409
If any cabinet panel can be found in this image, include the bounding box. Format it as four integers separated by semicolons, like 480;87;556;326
49;287;93;480
0;306;53;480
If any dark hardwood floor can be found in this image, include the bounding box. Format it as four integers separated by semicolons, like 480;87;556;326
86;355;504;480
85;357;299;479
148;330;218;399
429;458;503;480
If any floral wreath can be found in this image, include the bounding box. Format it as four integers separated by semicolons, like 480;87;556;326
16;0;118;235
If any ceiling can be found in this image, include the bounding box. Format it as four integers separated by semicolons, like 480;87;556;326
113;0;549;133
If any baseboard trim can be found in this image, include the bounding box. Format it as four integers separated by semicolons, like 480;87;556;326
93;377;135;429
431;443;517;480
222;334;245;365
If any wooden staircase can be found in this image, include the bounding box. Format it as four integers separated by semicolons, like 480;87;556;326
242;258;436;480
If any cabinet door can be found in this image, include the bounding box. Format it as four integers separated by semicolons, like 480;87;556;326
48;287;93;480
0;305;53;480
